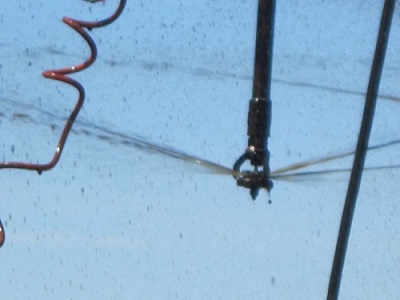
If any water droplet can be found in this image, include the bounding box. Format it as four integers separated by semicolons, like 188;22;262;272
270;276;276;286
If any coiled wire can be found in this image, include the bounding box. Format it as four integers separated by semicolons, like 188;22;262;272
0;0;127;248
0;0;126;172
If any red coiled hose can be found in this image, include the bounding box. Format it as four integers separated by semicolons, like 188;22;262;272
0;0;126;173
0;0;127;248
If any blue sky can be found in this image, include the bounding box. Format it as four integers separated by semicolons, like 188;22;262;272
1;1;400;299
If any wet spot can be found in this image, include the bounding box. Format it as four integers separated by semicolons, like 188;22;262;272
12;112;30;120
80;129;92;136
11;112;36;124
50;124;58;131
270;276;275;286
97;134;112;141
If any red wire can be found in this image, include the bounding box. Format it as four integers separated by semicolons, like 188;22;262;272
0;0;126;174
0;220;4;248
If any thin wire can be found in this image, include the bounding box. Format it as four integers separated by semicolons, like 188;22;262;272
3;95;400;180
327;1;396;299
271;138;400;176
3;90;400;180
273;78;400;102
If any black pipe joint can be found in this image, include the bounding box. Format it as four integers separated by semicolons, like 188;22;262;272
247;97;271;166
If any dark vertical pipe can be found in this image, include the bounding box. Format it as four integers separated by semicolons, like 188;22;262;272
327;1;396;299
248;0;275;167
233;0;275;199
250;0;275;196
252;0;275;99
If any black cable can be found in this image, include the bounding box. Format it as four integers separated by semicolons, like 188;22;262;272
327;1;396;299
